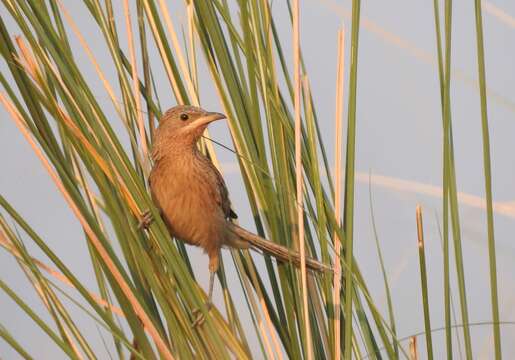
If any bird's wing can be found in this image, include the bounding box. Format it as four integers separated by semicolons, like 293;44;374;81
207;160;238;220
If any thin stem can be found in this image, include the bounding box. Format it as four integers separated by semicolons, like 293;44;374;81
474;0;501;357
416;206;433;360
343;0;361;357
292;0;312;358
332;26;345;360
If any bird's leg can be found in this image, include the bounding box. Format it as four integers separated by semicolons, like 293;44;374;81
191;253;219;328
138;210;153;230
206;270;215;310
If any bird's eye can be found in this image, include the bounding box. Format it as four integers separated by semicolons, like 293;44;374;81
180;113;189;121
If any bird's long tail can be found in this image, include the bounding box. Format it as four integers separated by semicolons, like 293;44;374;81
229;224;331;273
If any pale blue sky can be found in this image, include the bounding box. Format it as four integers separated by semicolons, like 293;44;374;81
2;0;515;358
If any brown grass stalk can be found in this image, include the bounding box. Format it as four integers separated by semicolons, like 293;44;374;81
332;26;345;360
409;336;418;360
292;0;312;358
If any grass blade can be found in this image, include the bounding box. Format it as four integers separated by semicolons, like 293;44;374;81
416;206;434;359
473;1;502;357
292;0;312;357
332;26;345;360
343;0;361;356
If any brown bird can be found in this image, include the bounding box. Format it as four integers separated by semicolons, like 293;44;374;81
142;105;329;325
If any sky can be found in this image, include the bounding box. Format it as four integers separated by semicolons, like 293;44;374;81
1;0;515;358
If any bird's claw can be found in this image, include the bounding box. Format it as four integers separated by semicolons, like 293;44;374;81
191;303;212;328
138;210;153;230
191;308;206;328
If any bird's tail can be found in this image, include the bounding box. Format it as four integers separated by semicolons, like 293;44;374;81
229;224;331;273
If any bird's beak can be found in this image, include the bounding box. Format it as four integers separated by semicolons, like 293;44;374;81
195;112;226;127
182;111;226;134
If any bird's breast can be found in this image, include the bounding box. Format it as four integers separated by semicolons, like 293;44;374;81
149;154;226;253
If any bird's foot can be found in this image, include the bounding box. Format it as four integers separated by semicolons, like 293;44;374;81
191;303;212;328
191;309;205;328
138;210;153;230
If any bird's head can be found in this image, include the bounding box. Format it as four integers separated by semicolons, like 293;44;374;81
155;105;226;145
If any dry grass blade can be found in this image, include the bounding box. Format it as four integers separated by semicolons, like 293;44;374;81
483;1;515;28
332;26;345;360
409;336;418;360
292;0;312;358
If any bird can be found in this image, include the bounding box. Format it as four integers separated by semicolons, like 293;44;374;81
141;105;330;326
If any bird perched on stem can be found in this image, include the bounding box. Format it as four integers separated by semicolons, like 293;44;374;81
141;105;330;326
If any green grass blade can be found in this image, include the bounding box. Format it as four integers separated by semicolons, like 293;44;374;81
343;0;361;356
369;175;398;358
416;206;434;359
0;323;34;360
441;0;473;356
473;1;502;357
431;1;453;356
